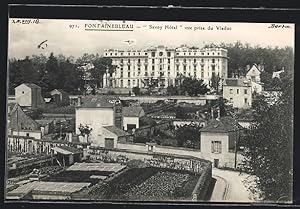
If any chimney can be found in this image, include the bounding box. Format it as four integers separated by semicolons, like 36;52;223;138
77;96;81;107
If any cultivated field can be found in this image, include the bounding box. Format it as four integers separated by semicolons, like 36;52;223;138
83;167;201;201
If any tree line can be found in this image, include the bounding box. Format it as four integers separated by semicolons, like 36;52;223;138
8;53;115;96
8;42;294;95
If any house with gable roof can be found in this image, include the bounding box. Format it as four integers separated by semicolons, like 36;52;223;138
122;106;145;131
15;83;45;109
200;116;244;168
245;63;263;83
75;95;123;145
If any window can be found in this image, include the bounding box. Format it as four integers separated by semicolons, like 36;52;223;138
151;52;155;57
160;58;163;63
167;52;171;57
176;59;179;63
152;59;155;64
212;58;215;63
121;80;123;87
128;80;131;86
120;59;123;63
230;89;233;94
159;52;163;56
128;59;130;63
201;59;204;63
128;66;131;71
244;89;248;94
230;98;233;102
152;66;155;71
194;59;197;63
212;141;222;153
183;58;186;63
237;89;239;94
168;59;170;64
245;98;248;104
128;72;130;77
176;65;179;71
138;59;140;63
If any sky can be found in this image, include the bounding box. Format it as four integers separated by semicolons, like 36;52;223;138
8;19;295;59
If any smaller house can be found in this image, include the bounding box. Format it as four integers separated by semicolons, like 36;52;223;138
52;145;83;166
272;69;285;79
8;104;42;140
35;119;55;135
102;126;133;149
50;89;70;106
122;106;145;131
223;78;252;109
245;64;263;83
15;83;45;109
200;116;244;168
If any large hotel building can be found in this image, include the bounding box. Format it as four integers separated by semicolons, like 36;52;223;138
103;45;228;88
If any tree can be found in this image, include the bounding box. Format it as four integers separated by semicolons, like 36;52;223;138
132;86;140;96
78;124;93;143
175;124;201;149
210;73;221;93
241;73;293;201
44;53;61;91
181;77;209;96
166;85;178;96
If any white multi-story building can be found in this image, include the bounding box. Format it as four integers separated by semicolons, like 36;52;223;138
103;45;228;88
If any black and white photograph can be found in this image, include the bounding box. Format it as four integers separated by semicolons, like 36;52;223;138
5;18;294;203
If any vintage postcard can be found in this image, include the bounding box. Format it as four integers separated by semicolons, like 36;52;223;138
6;18;294;203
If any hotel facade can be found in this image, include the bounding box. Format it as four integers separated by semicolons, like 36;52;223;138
103;45;228;88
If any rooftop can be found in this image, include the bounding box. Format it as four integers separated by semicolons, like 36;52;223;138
17;83;41;89
52;145;82;155
201;116;243;133
103;126;131;137
122;106;144;117
224;78;251;87
50;88;69;95
79;95;121;108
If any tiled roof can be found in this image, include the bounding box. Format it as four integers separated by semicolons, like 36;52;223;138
52;145;82;154
122;106;144;117
201;116;243;133
50;89;69;95
23;83;41;89
80;95;121;108
224;78;251;87
103;126;130;137
35;119;54;126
